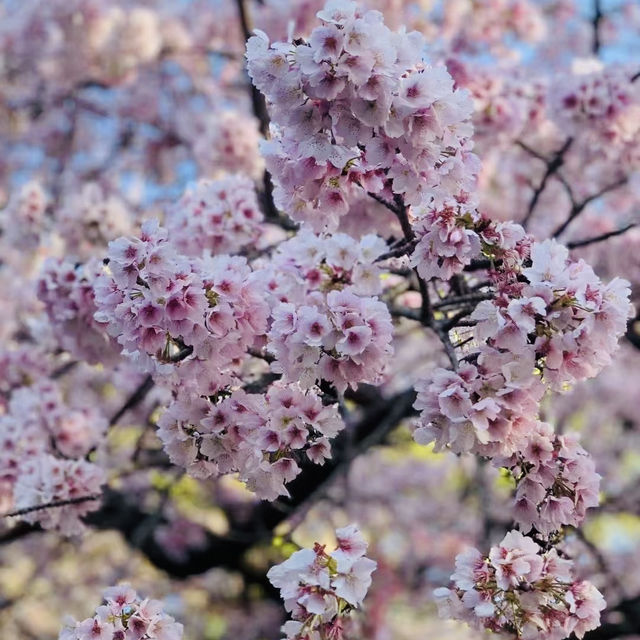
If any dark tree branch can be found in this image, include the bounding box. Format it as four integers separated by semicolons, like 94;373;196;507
0;521;41;545
567;223;636;250
625;312;640;351
109;374;154;426
433;292;493;310
522;137;573;228
592;0;604;55
367;191;401;216
2;494;102;519
552;178;628;238
234;0;269;137
84;388;417;579
234;0;295;232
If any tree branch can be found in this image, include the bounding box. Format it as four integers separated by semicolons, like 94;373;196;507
567;223;636;250
522;137;573;228
592;0;604;55
109;374;154;426
552;178;628;238
84;388;416;579
2;494;102;519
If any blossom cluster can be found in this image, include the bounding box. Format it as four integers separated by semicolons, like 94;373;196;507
0;180;48;252
0;345;52;402
550;63;640;150
269;289;393;393
13;454;104;536
410;200;482;281
93;220;269;395
256;228;388;300
1;380;106;533
167;175;264;257
38;257;119;365
157;382;343;501
509;425;601;535
193;110;265;180
434;530;606;640
413;353;545;458
448;62;548;143
440;0;546;54
410;200;528;286
415;237;632;455
55;182;133;260
58;584;183;640
413;233;629;534
255;230;393;392
472;239;632;391
246;0;476;231
267;524;377;640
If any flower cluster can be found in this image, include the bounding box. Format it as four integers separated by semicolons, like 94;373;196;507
93;220;269;395
413;231;629;536
252;230;393;392
58;584;183;640
510;424;601;535
38;257;119;365
246;0;476;230
0;180;48;252
413;352;545;457
0;345;52;401
415;236;632;454
55;182;133;259
157;382;343;501
256;228;389;300
550;63;640;149
472;239;633;390
193;110;264;180
434;530;606;640
1;380;106;532
269;289;393;393
448;62;548;143
410;200;482;281
408;198;528;286
166;175;264;257
440;0;546;54
13;454;104;536
267;524;377;640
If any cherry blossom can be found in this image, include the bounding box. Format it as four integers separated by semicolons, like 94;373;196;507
267;525;376;640
58;584;183;640
157;382;343;500
435;530;606;640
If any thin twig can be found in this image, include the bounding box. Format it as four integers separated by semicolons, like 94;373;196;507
522;137;573;228
51;360;78;379
440;308;476;332
375;238;417;262
109;374;154;426
433;292;493;310
552;177;628;237
567;223;637;249
3;494;102;518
